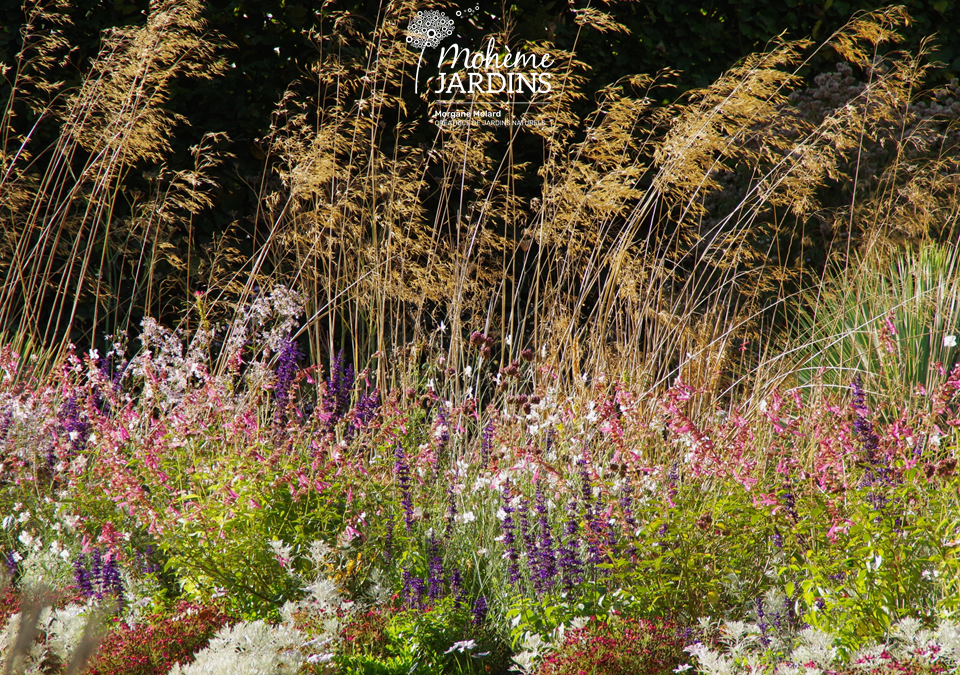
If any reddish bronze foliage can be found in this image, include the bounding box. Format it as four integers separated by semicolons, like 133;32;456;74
536;616;691;675
339;608;394;660
0;586;20;626
86;602;230;675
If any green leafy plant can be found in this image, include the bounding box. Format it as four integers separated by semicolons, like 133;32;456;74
781;470;956;653
155;459;347;619
797;242;960;406
335;600;509;675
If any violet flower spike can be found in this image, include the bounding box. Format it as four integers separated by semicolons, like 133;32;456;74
755;597;770;647
481;421;495;465
436;407;450;448
103;555;125;608
851;374;880;463
518;496;535;566
401;567;426;609
427;533;445;603
534;484;557;594
558;499;583;592
472;596;488;625
60;395;90;461
410;576;426;610
353;388;380;430
394;443;414;533
450;568;465;607
619;482;637;529
73;554;93;597
0;407;12;445
4;551;16;577
578;458;604;565
500;481;521;586
90;548;104;599
445;478;457;538
401;567;412;607
784;593;799;628
274;334;302;417
667;461;679;500
320;350;355;428
781;481;799;524
619;481;638;560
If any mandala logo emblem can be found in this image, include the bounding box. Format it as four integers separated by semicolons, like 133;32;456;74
406;10;454;50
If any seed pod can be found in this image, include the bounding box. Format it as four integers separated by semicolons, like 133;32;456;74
938;458;957;476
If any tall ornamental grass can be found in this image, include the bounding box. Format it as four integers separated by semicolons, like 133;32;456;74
2;1;958;407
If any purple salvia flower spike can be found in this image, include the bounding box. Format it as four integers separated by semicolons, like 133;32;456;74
481;420;495;465
274;334;302;417
534;483;557;595
427;534;444;603
500;480;521;586
559;499;583;591
450;568;464;606
394;443;414;533
471;596;488;625
73;554;92;597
